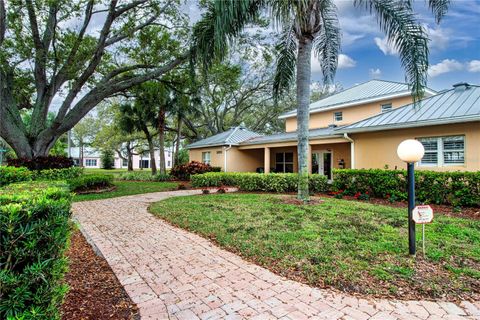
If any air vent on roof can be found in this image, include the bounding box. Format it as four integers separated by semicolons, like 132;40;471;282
453;82;470;90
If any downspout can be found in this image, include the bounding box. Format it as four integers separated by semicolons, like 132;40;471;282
343;133;355;169
224;144;232;172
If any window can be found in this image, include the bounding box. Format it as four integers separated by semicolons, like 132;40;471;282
139;159;149;168
122;159;128;167
202;152;211;165
167;161;171;167
334;112;343;122
418;136;465;166
275;152;294;173
381;103;392;113
85;159;97;167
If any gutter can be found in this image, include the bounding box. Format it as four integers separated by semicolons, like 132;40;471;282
343;133;355;169
224;144;232;172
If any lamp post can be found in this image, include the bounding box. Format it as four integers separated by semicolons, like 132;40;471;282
397;139;425;255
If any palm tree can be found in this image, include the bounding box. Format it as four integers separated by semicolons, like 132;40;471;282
191;0;449;202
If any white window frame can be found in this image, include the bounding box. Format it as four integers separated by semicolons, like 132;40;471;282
333;111;343;122
418;136;465;167
85;159;97;167
381;103;392;113
202;151;211;165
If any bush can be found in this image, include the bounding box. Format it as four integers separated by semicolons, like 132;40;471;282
100;149;115;170
68;174;114;192
170;161;221;180
191;172;329;193
33;167;84;181
117;171;173;181
7;155;74;170
332;169;480;207
0;182;72;319
0;166;33;186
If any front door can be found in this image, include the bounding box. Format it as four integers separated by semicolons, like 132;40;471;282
312;151;332;180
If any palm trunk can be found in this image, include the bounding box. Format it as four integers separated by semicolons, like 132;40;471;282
80;141;84;167
145;133;157;175
158;108;166;174
296;37;313;202
174;116;182;167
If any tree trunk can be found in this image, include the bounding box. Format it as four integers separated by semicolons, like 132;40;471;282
296;37;313;202
174;116;182;167
127;142;134;171
145;133;157;175
79;141;84;167
158;108;166;174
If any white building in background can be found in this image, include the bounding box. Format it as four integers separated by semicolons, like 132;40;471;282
69;147;174;169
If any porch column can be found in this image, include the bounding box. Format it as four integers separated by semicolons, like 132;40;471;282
307;145;312;174
264;147;270;174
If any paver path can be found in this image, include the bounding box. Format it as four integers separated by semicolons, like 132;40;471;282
72;190;479;320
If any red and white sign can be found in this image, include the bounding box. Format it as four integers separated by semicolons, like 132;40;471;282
412;205;434;224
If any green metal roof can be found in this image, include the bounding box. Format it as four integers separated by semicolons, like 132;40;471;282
279;79;436;119
186;126;261;149
240;127;342;145
337;83;480;133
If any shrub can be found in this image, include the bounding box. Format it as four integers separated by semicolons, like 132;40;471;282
33;167;84;181
0;166;33;186
100;149;115;169
202;189;210;194
217;187;226;194
117;171;173;181
7;155;74;170
170;161;219;180
0;182;72;319
333;169;480;207
191;172;329;193
68;174;114;192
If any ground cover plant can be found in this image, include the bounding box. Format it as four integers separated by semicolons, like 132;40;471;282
73;181;178;202
0;182;72;319
150;193;480;300
68;174;114;193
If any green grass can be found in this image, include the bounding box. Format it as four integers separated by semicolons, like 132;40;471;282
150;194;480;299
73;180;178;202
83;168;139;175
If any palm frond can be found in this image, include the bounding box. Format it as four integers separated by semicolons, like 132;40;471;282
273;24;297;102
428;0;450;23
354;0;429;102
314;0;340;85
191;0;263;70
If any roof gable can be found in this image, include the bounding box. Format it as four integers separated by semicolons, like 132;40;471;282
337;83;480;133
279;79;436;119
186;126;261;149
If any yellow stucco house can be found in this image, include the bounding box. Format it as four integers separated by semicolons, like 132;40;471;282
188;80;480;177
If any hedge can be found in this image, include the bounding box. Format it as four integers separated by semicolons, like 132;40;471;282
332;169;480;207
7;155;74;170
0;182;72;319
68;174;114;192
170;161;222;180
117;171;173;182
191;172;329;193
0;166;84;187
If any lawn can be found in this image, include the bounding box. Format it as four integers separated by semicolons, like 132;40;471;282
150;193;480;300
74;180;178;202
83;168;135;175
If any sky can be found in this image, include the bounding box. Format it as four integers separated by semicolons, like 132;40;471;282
310;0;480;91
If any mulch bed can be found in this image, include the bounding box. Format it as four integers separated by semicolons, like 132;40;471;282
61;230;139;320
75;186;117;194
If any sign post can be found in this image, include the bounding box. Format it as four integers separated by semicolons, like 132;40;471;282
412;205;434;257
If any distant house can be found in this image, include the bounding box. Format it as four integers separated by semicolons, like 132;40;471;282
69;147;174;169
187;80;479;176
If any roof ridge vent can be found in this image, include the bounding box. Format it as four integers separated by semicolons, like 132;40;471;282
453;82;470;90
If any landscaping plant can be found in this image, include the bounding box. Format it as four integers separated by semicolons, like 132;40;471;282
170;161;221;180
7;156;74;170
100;149;115;170
0;183;72;319
117;171;173;182
68;174;114;192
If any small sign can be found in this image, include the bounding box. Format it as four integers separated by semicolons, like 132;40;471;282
412;205;434;224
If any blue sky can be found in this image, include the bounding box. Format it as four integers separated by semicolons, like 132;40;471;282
311;1;480;91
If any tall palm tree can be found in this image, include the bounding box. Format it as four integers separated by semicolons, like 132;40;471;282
192;0;449;202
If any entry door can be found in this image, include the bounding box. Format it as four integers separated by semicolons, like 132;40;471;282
312;151;332;180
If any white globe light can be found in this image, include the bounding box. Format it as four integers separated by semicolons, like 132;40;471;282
397;139;425;163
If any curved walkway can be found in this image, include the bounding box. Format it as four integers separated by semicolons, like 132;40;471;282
72;190;479;320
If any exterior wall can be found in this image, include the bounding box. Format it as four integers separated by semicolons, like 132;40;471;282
352;122;480;171
189;147;225;169
226;148;264;172
285;95;414;132
311;143;351;170
74;148;174;169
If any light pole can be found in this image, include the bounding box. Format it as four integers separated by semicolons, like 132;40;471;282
397;139;425;255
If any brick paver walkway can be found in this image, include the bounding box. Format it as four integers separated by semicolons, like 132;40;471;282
72;190;479;320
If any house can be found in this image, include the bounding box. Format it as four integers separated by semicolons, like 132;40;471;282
69;147;174;169
187;80;480;176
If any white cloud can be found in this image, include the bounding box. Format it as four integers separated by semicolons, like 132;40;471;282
338;54;356;69
428;59;464;77
369;68;382;79
374;37;398;56
311;54;356;72
423;25;451;51
467;60;480;73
